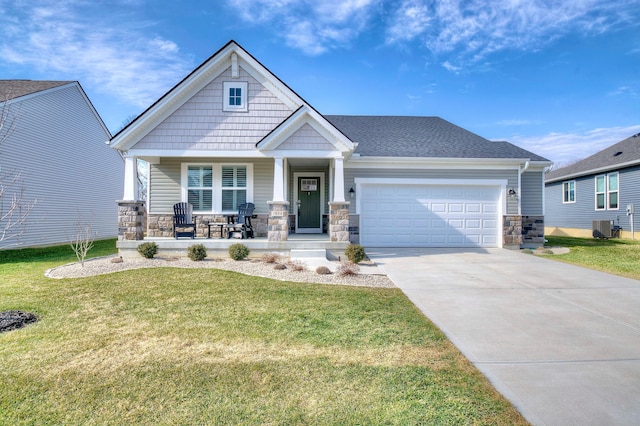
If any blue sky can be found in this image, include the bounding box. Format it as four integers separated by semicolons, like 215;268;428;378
1;0;638;165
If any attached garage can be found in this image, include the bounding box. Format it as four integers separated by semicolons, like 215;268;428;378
358;180;504;248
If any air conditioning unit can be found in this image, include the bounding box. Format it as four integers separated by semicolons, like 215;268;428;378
592;220;613;238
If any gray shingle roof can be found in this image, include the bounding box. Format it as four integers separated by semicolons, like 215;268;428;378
0;80;71;101
325;115;548;161
545;133;640;182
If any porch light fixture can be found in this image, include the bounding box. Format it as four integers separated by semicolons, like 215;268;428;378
508;188;517;198
349;187;355;198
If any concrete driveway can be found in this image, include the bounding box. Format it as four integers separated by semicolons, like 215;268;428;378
368;248;640;426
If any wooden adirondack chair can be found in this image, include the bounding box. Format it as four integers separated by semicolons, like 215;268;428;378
225;203;255;239
173;202;196;239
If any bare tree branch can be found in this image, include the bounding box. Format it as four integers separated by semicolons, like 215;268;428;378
0;90;37;248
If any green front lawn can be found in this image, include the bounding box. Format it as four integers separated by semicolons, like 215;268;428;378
0;241;527;425
545;236;640;280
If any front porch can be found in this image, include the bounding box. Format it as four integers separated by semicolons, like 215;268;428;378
116;233;350;259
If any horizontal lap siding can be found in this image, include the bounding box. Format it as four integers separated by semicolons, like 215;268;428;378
345;168;519;214
0;85;122;248
150;158;273;215
545;166;640;230
521;171;544;215
133;67;292;151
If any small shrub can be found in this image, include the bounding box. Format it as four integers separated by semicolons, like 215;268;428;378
137;242;159;259
316;266;331;275
229;243;250;261
337;261;359;276
287;260;306;272
345;244;366;264
187;244;207;261
262;253;281;264
273;263;287;270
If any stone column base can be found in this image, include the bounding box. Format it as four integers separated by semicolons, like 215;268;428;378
503;215;523;249
117;200;146;241
329;202;350;242
267;201;290;241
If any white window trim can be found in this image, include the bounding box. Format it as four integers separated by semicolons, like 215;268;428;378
223;81;248;112
594;173;619;211
608;172;619;210
182;163;253;213
562;180;576;204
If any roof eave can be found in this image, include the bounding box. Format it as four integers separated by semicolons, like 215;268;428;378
545;158;640;183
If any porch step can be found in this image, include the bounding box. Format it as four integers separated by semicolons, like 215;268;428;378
289;249;336;272
290;249;327;258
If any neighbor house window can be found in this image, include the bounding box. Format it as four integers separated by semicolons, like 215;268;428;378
562;181;575;203
187;165;213;211
221;166;247;211
223;81;248;112
595;173;619;210
183;163;253;213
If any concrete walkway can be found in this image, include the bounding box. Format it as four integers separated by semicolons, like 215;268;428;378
368;248;640;426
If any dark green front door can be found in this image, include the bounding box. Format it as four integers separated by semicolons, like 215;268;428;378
297;176;321;232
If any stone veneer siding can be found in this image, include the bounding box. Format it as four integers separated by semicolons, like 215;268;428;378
503;215;523;248
267;201;290;241
117;201;146;241
147;213;268;238
522;215;545;247
329;202;350;242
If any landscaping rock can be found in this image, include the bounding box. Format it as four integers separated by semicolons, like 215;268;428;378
0;310;37;333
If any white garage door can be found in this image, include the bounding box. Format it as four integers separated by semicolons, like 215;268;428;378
360;184;501;247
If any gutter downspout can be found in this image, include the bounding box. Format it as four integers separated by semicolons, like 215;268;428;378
518;161;530;215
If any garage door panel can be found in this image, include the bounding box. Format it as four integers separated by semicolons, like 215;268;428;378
360;183;501;248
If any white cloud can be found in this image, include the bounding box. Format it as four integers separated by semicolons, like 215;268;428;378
385;0;431;44
507;125;640;164
385;0;640;69
226;0;377;55
441;61;461;73
0;1;193;108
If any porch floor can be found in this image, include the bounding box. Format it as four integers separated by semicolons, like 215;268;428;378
117;233;350;259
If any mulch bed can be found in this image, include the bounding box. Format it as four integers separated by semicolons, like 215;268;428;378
0;310;38;333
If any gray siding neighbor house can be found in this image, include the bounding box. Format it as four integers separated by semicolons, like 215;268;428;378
110;40;550;255
545;133;640;239
0;80;124;249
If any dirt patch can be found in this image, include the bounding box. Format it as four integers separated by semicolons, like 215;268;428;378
0;310;38;333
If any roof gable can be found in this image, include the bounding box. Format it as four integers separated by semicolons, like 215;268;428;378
110;40;308;151
546;133;640;182
257;106;354;154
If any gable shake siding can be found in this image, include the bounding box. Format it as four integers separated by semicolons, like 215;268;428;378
545;164;640;231
277;123;336;151
149;157;273;215
132;67;292;151
0;83;122;249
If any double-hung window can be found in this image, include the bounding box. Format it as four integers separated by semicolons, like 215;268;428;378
595;172;619;210
183;163;252;213
187;165;213;211
221;166;247;211
562;181;575;203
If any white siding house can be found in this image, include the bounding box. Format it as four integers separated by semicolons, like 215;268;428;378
0;80;124;249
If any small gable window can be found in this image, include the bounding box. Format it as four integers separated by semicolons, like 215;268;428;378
562;181;575;203
223;81;248;112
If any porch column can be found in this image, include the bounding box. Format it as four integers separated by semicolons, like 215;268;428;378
333;157;346;202
267;201;290;241
123;154;139;201
273;157;285;202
